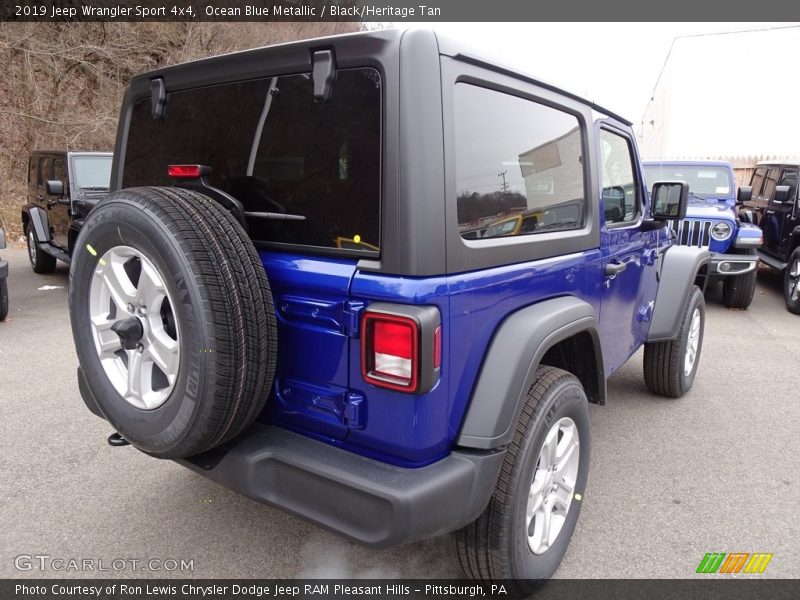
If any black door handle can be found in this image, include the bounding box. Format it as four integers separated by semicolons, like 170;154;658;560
604;261;627;276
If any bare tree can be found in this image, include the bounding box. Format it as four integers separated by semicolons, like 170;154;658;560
0;21;363;238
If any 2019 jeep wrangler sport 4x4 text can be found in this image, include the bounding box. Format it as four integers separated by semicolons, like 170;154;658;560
69;30;708;590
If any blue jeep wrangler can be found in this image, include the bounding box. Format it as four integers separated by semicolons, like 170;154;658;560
69;30;708;589
643;160;762;309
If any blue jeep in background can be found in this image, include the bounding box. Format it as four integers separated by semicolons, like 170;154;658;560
68;30;709;591
644;160;762;309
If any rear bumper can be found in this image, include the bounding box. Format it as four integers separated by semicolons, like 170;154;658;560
708;252;757;277
179;425;505;548
77;368;505;548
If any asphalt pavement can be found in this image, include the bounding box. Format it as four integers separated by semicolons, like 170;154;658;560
1;247;798;579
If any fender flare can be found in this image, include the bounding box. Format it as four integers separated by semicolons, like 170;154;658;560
22;205;50;243
647;245;710;342
456;296;604;450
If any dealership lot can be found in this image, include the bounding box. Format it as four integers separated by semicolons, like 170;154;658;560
0;247;798;579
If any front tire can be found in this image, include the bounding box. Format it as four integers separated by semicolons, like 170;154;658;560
26;227;57;274
784;248;800;315
643;285;705;398
721;268;756;309
0;278;8;321
69;187;277;458
454;366;591;593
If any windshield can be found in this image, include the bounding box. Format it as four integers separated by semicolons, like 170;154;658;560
643;165;733;197
72;156;112;188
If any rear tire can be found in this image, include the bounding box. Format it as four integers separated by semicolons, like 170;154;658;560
721;268;756;309
0;278;8;321
454;366;590;594
26;227;57;274
784;248;800;315
69;186;277;458
643;285;705;398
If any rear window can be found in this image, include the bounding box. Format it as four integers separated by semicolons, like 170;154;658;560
123;68;381;254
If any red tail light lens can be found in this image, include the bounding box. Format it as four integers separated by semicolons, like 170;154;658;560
167;164;203;179
362;313;419;391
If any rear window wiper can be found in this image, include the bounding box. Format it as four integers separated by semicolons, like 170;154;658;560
244;211;306;221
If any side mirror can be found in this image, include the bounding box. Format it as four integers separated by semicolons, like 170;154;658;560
46;180;64;196
736;186;752;204
773;185;790;203
651;181;688;221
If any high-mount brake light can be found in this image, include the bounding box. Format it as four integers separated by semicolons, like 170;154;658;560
167;165;203;179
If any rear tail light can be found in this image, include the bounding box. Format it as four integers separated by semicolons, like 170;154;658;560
361;304;441;394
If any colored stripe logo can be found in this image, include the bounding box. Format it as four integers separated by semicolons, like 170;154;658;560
696;552;773;574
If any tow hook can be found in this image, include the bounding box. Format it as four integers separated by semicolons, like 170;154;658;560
107;432;130;447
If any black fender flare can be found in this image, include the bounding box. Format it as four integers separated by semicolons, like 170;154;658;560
22;205;50;243
456;296;604;450
648;245;710;342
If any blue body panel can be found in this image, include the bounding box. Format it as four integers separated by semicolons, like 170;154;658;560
258;234;663;467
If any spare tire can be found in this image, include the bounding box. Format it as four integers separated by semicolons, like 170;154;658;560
69;186;277;458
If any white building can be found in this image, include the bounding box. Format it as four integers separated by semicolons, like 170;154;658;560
638;27;800;160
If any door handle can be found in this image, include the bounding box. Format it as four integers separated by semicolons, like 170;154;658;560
604;261;627;276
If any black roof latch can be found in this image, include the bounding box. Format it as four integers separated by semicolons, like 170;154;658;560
312;49;336;103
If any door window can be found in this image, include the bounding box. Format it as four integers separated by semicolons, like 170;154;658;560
599;129;640;225
749;167;765;196
762;167;780;200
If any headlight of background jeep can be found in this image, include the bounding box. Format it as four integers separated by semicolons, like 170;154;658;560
710;222;732;241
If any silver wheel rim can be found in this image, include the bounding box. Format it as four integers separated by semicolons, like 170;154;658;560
526;417;580;555
27;230;36;264
88;246;180;410
684;307;701;376
789;260;800;302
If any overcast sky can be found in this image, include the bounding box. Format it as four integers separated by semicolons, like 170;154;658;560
401;22;800;157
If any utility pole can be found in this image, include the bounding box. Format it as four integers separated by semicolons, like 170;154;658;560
498;170;509;193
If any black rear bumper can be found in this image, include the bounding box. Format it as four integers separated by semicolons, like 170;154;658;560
179;425;505;548
77;368;505;548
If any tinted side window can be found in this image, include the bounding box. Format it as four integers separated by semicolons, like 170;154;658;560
750;167;766;196
778;169;797;202
599;129;639;225
454;84;585;240
124;69;381;254
762;167;779;200
53;157;67;186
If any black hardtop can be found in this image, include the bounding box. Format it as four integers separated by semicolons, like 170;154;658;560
128;28;627;124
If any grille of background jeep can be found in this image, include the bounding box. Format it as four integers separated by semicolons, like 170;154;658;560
671;220;712;247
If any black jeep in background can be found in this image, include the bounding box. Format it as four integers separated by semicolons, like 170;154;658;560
0;227;8;321
738;161;800;313
21;150;113;273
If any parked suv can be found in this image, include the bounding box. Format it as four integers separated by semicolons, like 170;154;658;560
69;30;708;589
738;161;800;314
21;150;112;273
0;228;8;321
643;160;762;309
